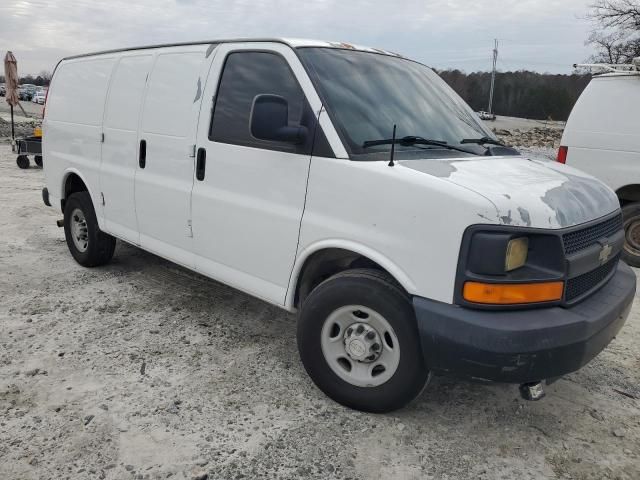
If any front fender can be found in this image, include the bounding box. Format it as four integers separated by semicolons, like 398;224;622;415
285;239;417;309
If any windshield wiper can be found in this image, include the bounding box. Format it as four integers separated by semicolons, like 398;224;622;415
362;136;478;155
460;136;504;146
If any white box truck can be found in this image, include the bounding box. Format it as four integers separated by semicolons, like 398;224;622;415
41;39;635;412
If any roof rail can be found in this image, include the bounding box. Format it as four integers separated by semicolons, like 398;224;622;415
573;58;640;74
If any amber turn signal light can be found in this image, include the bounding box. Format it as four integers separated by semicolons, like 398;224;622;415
463;281;564;305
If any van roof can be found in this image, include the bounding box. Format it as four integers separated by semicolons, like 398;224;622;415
61;38;405;61
593;72;640;79
574;61;640;78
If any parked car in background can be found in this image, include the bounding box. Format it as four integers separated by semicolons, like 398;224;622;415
559;58;640;266
42;39;635;412
0;84;5;97
33;90;47;104
19;83;37;101
477;110;496;120
18;87;31;101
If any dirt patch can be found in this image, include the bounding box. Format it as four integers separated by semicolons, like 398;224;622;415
494;126;563;149
0;145;639;480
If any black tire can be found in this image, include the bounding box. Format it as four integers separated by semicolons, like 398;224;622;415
16;155;29;169
297;268;429;412
34;155;43;167
622;202;640;267
63;192;116;267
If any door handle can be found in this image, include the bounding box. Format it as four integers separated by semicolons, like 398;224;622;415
196;147;206;181
139;139;146;168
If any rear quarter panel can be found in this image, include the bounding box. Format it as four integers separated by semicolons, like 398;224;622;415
562;75;640;193
565;147;640;193
43;56;116;216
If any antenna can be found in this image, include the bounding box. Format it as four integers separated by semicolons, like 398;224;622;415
389;124;396;167
487;39;498;115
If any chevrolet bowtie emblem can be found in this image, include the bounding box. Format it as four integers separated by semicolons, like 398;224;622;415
599;243;613;264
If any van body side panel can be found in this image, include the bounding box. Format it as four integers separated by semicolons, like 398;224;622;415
563;75;640;192
566;147;640;193
43;57;116;219
192;43;320;305
100;54;154;244
135;48;208;266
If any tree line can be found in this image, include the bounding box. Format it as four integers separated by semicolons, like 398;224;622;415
436;70;592;121
0;72;51;87
437;1;639;121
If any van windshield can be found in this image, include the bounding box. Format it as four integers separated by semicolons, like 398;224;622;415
297;47;494;160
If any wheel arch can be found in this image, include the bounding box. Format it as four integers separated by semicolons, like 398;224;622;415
615;184;640;205
286;240;416;309
60;168;96;212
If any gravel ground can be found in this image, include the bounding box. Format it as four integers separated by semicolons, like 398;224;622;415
0;98;44;118
0;99;43;141
515;146;558;162
488;115;565;131
1;144;639;480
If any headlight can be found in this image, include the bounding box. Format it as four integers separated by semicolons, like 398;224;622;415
456;227;565;307
505;237;528;272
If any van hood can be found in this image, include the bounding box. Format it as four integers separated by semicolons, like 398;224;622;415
399;155;620;229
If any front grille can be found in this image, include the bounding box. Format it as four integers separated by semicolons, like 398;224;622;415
562;214;623;255
565;255;619;302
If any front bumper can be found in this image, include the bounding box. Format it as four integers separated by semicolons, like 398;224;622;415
414;261;636;383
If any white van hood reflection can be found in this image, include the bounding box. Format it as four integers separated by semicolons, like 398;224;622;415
399;156;620;229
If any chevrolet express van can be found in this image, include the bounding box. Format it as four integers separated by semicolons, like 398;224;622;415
42;39;636;412
559;59;640;267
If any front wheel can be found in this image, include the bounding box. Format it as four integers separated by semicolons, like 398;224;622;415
622;202;640;267
297;269;430;412
63;192;116;267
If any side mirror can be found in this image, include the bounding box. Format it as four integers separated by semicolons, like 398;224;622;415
250;94;308;145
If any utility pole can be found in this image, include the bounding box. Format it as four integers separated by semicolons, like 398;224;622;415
487;39;498;115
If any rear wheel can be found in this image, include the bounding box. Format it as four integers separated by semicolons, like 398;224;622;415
63;192;116;267
622;202;640;267
16;155;29;169
297;268;430;412
34;155;43;167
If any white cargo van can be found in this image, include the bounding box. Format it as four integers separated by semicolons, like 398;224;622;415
559;59;640;266
42;39;635;412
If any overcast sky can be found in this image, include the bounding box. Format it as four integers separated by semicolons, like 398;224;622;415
1;0;596;76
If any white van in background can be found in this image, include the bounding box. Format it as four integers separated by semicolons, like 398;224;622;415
42;39;635;412
559;59;640;265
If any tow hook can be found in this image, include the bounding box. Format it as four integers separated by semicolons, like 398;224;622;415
519;381;546;401
56;219;64;228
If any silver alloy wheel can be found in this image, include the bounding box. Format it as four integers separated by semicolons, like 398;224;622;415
320;305;400;387
70;208;89;252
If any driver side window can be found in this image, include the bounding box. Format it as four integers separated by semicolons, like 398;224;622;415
210;51;313;154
